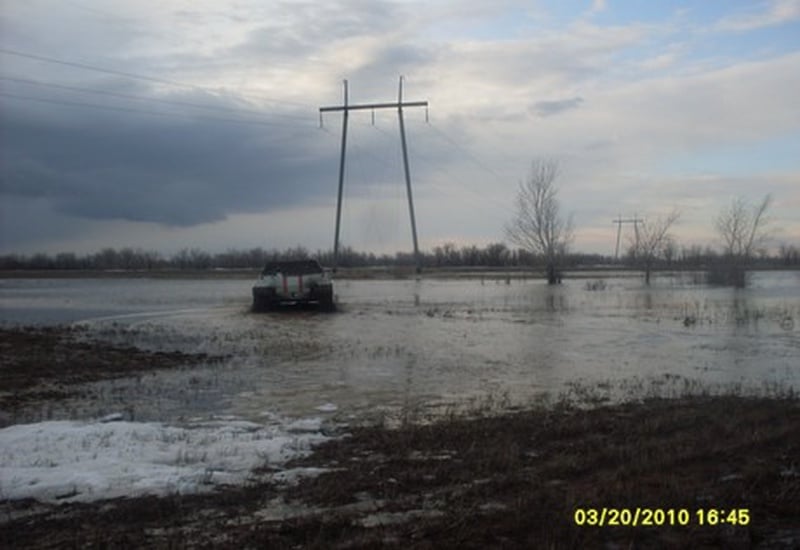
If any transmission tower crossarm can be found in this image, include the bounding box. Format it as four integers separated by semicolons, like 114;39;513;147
320;100;427;113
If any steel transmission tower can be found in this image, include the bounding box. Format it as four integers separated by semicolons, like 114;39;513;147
613;215;644;259
320;77;428;273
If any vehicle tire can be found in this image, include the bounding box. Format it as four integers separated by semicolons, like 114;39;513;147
252;289;275;312
318;286;335;312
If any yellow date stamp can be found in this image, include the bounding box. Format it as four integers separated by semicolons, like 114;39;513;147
573;508;750;527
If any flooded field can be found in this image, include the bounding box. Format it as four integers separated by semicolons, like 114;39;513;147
2;271;798;426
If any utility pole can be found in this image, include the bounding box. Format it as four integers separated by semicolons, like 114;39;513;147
613;215;644;259
320;77;428;273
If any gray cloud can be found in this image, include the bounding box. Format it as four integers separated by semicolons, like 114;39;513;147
530;96;584;117
0;75;452;229
231;0;405;60
0;93;337;226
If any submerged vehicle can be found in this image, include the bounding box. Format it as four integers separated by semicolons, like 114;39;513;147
252;259;334;311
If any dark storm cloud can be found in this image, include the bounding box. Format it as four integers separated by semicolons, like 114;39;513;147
0;0;454;229
530;96;584;117
0;93;341;226
0;0;445;233
0;78;453;230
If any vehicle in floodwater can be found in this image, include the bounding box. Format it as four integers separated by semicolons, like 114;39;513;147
252;259;334;311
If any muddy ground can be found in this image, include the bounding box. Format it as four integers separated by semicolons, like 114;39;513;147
0;326;222;420
1;326;799;548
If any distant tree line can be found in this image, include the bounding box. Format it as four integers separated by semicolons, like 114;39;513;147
499;156;798;289
0;241;797;272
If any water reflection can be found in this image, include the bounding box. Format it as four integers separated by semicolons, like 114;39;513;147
544;289;568;313
637;291;655;311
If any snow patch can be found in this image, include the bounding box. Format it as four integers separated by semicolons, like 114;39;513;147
285;417;324;433
0;415;329;503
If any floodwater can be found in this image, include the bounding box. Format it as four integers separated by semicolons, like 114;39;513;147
1;271;798;425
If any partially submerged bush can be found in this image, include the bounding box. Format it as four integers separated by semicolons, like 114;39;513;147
584;279;607;291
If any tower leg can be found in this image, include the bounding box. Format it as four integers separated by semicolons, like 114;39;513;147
333;80;349;272
398;77;421;274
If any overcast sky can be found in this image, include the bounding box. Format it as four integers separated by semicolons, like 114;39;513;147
1;0;799;256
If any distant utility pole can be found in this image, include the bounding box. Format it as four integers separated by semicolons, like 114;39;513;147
320;77;428;274
613;215;644;259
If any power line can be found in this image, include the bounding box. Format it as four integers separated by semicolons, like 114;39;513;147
0;75;310;122
422;120;509;184
411;120;517;216
1;47;201;91
0;47;314;109
336;110;516;219
407;135;517;218
0;91;312;128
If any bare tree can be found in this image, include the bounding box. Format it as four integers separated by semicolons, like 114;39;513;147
628;210;680;285
505;159;573;284
712;194;772;286
716;195;771;259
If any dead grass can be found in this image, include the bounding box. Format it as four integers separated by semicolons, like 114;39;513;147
280;394;799;548
2;394;798;549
